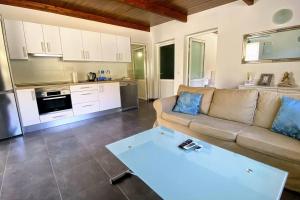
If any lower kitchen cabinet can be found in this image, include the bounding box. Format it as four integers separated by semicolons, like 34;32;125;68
73;101;100;116
40;110;73;123
16;89;40;126
99;82;121;111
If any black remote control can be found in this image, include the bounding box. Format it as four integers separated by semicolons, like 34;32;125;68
178;139;193;149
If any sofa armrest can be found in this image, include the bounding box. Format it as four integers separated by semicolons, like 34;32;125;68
153;95;177;118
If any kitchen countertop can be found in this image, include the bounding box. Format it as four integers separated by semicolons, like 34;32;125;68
14;80;128;89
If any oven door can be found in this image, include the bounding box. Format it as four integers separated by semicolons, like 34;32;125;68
36;95;72;114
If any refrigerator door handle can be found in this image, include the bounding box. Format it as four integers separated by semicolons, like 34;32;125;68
31;90;36;101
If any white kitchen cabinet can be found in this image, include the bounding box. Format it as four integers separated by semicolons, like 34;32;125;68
23;22;62;55
16;89;40;126
70;84;98;92
23;22;45;54
73;101;100;116
60;27;84;61
43;25;62;55
40;110;73;123
71;91;99;105
4;19;28;59
117;36;131;62
99;82;121;111
101;33;118;62
82;31;101;61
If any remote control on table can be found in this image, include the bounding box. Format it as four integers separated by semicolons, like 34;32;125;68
183;142;197;150
178;139;193;149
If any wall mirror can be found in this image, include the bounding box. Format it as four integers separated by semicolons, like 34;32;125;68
242;25;300;63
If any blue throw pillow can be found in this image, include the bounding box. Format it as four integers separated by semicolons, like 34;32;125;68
173;92;202;115
272;96;300;140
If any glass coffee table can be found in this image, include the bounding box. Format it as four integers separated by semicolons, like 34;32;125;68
106;126;287;200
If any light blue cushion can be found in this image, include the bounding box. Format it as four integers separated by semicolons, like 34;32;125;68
173;92;202;115
272;96;300;140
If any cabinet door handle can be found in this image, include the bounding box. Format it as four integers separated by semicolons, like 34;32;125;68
119;53;122;61
82;104;92;108
80;86;90;89
87;51;90;59
81;50;85;59
80;93;92;95
46;42;51;52
99;86;104;92
31;91;36;101
53;115;66;119
41;42;46;52
22;46;27;57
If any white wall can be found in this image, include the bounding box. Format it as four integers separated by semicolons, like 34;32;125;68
151;0;300;97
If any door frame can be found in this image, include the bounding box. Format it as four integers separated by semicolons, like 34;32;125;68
184;28;218;86
155;39;175;98
188;38;206;86
131;42;148;100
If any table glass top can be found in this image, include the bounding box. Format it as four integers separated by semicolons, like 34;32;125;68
106;126;287;200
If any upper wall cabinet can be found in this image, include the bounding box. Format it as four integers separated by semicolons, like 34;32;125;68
101;34;131;62
81;31;102;61
101;33;118;62
60;27;84;61
4;19;28;60
42;25;62;55
117;36;131;62
23;22;62;55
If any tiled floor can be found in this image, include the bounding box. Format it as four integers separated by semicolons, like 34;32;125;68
0;101;299;200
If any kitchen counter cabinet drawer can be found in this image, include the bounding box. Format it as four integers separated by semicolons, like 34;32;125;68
40;110;73;123
71;91;99;104
70;84;98;92
73;101;100;116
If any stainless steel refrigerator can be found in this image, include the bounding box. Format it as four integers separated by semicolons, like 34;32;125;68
0;18;22;140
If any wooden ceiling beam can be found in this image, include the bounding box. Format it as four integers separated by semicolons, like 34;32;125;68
119;0;187;22
0;0;150;31
242;0;254;5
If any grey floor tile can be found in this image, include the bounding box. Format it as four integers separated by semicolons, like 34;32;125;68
1;176;61;200
118;176;162;200
93;147;128;177
55;159;107;199
47;136;93;173
66;182;126;200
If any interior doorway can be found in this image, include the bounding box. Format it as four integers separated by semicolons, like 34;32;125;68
131;43;148;100
157;40;175;98
187;30;218;87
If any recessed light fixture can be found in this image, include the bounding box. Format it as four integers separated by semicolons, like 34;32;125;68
272;9;293;25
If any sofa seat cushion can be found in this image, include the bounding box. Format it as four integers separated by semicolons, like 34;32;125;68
237;126;300;163
161;112;196;127
189;115;247;141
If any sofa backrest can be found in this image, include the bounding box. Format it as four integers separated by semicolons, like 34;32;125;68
208;89;258;125
254;91;300;129
177;85;215;114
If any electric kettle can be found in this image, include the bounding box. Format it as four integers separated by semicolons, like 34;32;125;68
87;72;96;81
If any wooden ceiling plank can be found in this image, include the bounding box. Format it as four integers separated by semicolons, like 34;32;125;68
119;0;187;22
0;0;150;31
242;0;254;5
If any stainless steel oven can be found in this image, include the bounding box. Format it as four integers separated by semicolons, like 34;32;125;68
35;86;72;114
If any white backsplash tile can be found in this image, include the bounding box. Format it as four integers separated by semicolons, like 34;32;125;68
10;56;129;84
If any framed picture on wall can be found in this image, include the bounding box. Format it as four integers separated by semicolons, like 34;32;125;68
258;73;273;86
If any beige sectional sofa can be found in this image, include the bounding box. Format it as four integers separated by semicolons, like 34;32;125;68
153;85;300;192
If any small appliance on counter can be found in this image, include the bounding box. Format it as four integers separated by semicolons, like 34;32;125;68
87;72;96;82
